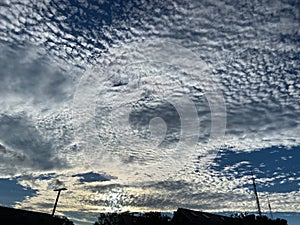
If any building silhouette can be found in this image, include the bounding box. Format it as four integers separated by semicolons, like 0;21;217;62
0;206;74;225
171;208;232;225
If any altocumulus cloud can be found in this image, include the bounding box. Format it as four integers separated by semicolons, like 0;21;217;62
0;0;299;217
0;43;81;178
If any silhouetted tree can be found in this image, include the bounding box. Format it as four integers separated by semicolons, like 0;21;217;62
136;212;170;225
97;213;120;225
230;213;287;225
94;210;287;225
95;212;170;225
53;215;75;225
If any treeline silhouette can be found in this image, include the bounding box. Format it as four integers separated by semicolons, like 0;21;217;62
93;208;288;225
230;212;287;225
94;212;170;225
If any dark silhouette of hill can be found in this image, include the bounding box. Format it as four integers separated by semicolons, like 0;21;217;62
0;205;74;225
93;208;288;225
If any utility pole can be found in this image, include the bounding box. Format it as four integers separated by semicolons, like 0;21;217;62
267;194;273;219
51;188;67;217
251;172;262;217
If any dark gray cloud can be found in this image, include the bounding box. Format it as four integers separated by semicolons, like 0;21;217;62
47;178;65;190
0;44;74;107
72;172;117;183
0;113;66;174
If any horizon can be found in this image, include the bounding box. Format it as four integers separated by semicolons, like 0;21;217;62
1;204;300;225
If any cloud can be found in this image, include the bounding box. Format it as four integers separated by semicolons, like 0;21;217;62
0;113;66;175
0;43;80;176
36;173;297;212
0;44;76;112
72;172;117;183
0;0;299;217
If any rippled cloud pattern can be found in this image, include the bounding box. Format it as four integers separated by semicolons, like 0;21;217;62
0;0;299;221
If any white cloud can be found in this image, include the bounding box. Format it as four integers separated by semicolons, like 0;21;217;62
0;0;299;217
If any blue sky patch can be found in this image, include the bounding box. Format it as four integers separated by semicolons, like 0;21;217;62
213;146;300;193
0;178;36;207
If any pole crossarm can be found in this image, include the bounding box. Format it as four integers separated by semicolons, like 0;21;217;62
51;188;67;217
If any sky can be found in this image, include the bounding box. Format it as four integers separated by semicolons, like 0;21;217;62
0;0;299;225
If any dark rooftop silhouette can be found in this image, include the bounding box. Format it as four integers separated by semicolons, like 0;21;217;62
172;208;232;225
0;205;74;225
